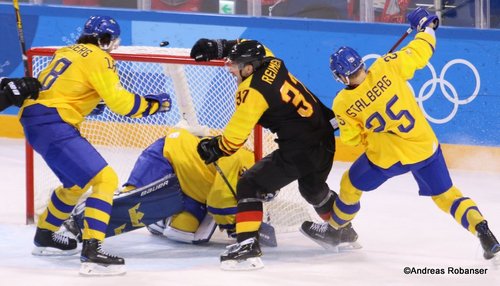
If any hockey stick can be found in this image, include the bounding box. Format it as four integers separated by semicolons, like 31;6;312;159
213;161;277;247
388;27;413;53
213;161;237;198
13;0;29;77
13;0;34;225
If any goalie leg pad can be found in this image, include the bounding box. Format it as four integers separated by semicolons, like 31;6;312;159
162;214;217;244
193;214;217;244
106;174;183;237
163;223;195;243
146;219;167;236
72;175;183;238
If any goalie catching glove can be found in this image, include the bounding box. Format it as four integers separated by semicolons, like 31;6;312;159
144;93;172;113
407;7;439;32
190;38;238;62
197;136;226;164
1;77;41;107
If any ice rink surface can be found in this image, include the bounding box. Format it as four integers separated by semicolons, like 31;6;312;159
0;138;498;286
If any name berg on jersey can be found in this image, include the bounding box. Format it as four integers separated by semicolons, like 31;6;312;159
346;75;392;117
69;44;93;57
261;59;281;85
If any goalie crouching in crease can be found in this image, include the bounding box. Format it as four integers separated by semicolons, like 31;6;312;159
19;15;171;276
63;127;278;248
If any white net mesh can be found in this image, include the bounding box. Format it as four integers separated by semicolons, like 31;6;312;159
29;46;320;233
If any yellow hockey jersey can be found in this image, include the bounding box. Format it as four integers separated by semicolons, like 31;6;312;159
162;128;254;226
333;31;439;168
20;43;160;126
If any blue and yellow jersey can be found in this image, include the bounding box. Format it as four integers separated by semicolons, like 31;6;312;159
207;147;254;227
20;43;160;126
333;30;438;168
163;128;216;204
163;128;254;216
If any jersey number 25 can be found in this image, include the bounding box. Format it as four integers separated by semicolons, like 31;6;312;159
365;94;415;133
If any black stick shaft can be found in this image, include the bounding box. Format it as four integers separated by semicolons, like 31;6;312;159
389;28;413;53
13;0;29;77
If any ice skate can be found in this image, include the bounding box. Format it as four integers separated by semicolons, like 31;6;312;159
79;239;126;276
220;238;264;271
300;221;361;251
476;221;500;263
62;215;82;242
32;228;79;256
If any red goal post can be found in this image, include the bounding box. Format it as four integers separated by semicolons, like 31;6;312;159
25;46;317;231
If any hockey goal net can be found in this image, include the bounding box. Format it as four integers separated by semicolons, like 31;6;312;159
26;46;320;232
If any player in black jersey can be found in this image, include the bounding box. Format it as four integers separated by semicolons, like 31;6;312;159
190;39;359;270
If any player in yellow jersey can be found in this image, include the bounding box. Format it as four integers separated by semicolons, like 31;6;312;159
190;39;359;270
63;128;263;245
19;15;171;276
0;77;40;111
301;7;499;262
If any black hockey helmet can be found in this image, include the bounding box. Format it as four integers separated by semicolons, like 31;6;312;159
228;40;266;68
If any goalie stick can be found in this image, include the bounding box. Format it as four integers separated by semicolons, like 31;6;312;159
213;161;278;247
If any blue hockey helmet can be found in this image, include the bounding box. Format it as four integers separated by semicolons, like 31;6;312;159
82;15;121;41
329;46;364;83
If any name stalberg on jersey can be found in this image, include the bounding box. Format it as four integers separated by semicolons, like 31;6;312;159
346;75;392;117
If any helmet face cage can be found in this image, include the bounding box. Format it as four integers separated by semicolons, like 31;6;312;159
83;16;121;41
329;46;364;84
228;40;265;70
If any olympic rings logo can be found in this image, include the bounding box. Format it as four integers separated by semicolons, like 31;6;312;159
363;54;480;124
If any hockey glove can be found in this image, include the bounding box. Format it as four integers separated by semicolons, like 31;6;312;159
1;77;41;107
190;39;237;61
407;7;439;32
197;136;225;164
144;93;172;113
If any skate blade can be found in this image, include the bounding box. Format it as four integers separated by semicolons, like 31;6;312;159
485;244;500;262
491;255;500;267
300;228;362;251
312;241;362;252
220;257;264;271
32;247;79;256
491;254;499;266
79;262;127;276
339;241;363;251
